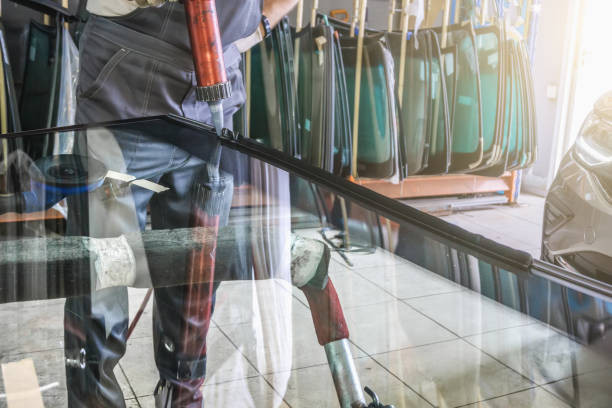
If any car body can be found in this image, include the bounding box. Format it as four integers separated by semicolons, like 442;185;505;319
542;92;612;285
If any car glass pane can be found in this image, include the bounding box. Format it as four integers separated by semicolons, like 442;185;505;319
331;28;353;177
0;117;610;407
446;25;483;171
297;24;336;172
19;21;61;160
341;35;400;179
508;41;524;170
472;35;514;177
249;29;284;149
386;31;429;176
476;27;502;156
423;30;451;174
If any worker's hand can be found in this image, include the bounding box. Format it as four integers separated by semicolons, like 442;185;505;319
235;0;298;53
263;0;299;28
131;0;178;8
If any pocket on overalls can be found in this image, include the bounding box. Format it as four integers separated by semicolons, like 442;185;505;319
77;29;193;121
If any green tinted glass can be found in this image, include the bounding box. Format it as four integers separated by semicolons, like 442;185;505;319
442;46;457;129
297;25;336;172
447;26;482;171
473;37;514;177
476;29;501;153
517;41;532;168
331;30;353;177
424;30;451;174
387;31;429;176
342;36;398;179
250;33;285;149
19;21;62;160
508;43;522;169
249;19;298;155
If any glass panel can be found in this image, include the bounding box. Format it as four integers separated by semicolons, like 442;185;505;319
446;25;483;172
296;24;335;172
516;40;535;168
475;27;502;158
330;29;353;177
248;18;298;154
19;21;61;160
442;45;457;132
0;117;609;407
508;41;525;170
1;23;21;134
387;31;430;176
472;35;514;177
341;36;399;179
248;32;283;147
422;30;451;174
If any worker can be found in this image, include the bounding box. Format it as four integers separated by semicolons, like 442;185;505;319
64;0;298;407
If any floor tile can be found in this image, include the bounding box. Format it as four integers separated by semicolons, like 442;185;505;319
136;377;290;408
127;288;154;339
136;395;155;408
203;376;289;407
405;291;533;337
0;298;65;311
465;324;612;385
330;247;407;270
0;350;136;407
356;261;463;300
462;387;570;407
374;339;534;407
453;220;537;251
289;259;396;310
437;194;546;255
220;307;364;375
291;286;309;307
496;205;545;227
120;337;159;398
121;327;256;397
345;301;456;355
212;280;300;327
544;368;612;408
125;398;141;407
0;349;67;408
0;301;64;356
293;227;324;241
326;262;396;308
117;366;137;400
265;357;431;408
205;328;260;385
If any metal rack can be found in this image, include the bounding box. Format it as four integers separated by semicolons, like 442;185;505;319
357;170;519;202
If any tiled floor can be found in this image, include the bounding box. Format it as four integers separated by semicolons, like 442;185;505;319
1;240;610;408
437;193;545;259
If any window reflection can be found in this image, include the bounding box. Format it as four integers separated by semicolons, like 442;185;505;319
0;118;609;407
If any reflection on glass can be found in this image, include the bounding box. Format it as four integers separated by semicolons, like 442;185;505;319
0;117;609;407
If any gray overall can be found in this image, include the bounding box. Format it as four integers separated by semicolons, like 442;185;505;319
64;3;261;407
